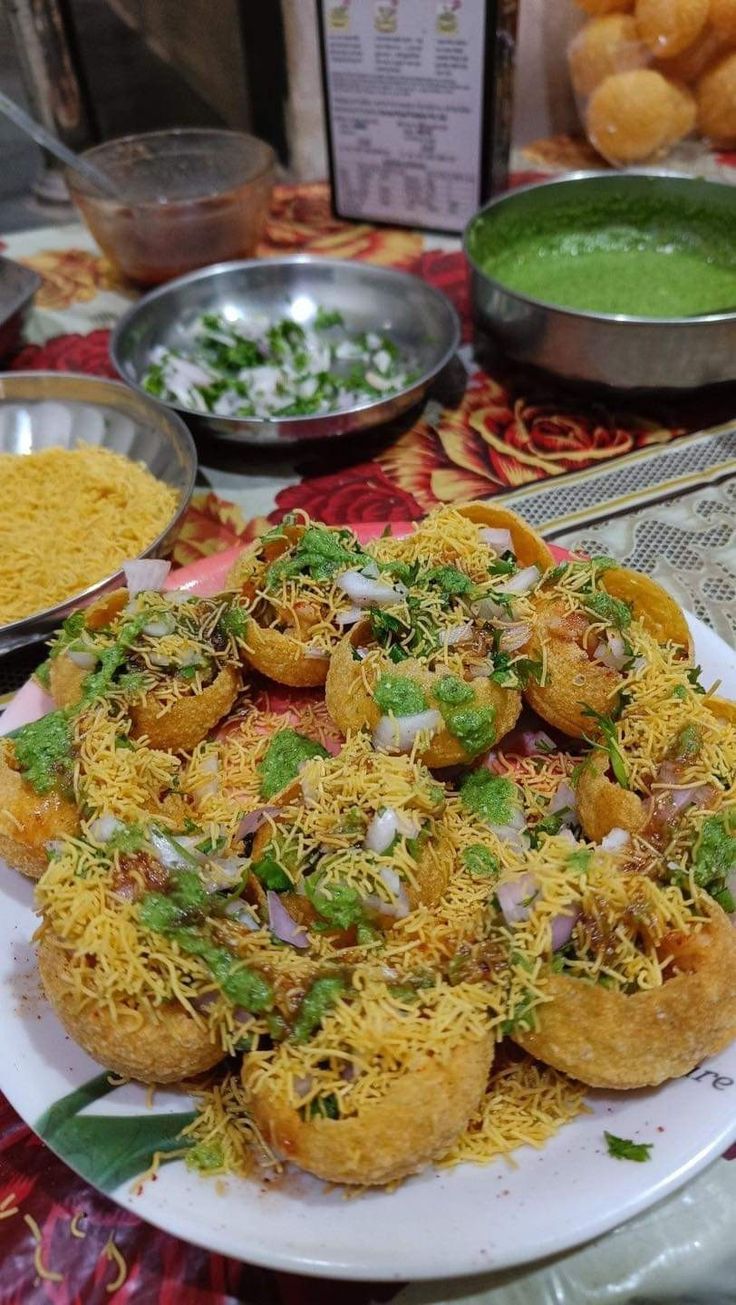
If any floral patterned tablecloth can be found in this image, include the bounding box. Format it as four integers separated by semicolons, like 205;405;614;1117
1;181;736;1305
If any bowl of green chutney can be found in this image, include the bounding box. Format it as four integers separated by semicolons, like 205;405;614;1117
464;172;736;391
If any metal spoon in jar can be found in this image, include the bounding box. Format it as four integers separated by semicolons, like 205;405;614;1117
0;90;120;198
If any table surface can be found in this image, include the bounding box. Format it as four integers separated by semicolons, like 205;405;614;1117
1;178;736;1305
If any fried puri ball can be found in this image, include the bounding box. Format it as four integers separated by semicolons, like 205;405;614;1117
575;750;647;841
326;620;521;768
515;900;736;1088
227;524;331;688
524;566;692;740
128;663;241;752
636;0;709;58
711;0;736;43
654;26;728;81
569;15;648;97
587;69;696;163
245;1031;493;1186
524;601;621;740
0;742;79;880
50;585;241;752
696;50;736;142
37;931;223;1083
599;567;692;654
576;0;634;14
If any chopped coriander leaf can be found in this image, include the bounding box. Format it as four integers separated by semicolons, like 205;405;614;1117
604;1132;653;1162
582;706;629;789
217;603;249;640
672;684;688;700
251;852;292;893
307;1093;340;1119
314;307;344;329
257;728;329;799
461;845;499;878
460;770;520;825
423;565;474;596
487;556;517;577
106;822;147;854
582;591;632;630
48;610;87;661
529;810;570;846
373;673;426;716
291;976;347;1043
687;666;706;693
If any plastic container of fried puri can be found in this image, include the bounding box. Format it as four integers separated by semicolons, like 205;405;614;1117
568;0;736;166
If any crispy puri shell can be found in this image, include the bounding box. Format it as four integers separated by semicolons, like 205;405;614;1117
244;1032;493;1185
0;745;79;879
575;695;735;842
576;751;647;842
227;528;332;687
326;621;521;766
514;901;736;1088
523;604;620;740
600;568;692;655
242;619;330;687
49;590;131;708
129;664;241;752
37;932;223;1083
455;502;555;572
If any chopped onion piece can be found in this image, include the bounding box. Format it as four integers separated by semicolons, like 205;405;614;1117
438;621;473;647
267;891;309;949
237;807;279;838
336;569;407;607
148;828;200;871
393;810;422;839
304;644;328;659
473;596;509;623
335;606;363;627
88;814;125;843
593;632;627;672
224;899;259;930
497;622;532;653
479;526;513;553
497;873;537;925
549;782;578;825
601;827;630;852
143;613;176;638
495;565;540;596
468;661;492;679
364;808;398;854
123;558;171;598
550;909;579;951
202;856;246;892
67;648;97;670
372;709;442;754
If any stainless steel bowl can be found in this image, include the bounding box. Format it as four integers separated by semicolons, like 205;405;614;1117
464;172;736;391
0;372;197;654
110;255;460;445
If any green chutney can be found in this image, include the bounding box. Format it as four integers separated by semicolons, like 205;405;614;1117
469;194;736;319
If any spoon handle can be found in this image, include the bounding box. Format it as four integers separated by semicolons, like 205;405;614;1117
0;90;118;197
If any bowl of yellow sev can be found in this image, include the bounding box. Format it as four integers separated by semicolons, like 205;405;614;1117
0;372;196;653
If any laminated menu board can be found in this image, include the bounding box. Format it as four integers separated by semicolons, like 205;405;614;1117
317;0;518;234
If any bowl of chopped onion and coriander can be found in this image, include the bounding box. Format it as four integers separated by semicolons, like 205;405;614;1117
111;256;460;446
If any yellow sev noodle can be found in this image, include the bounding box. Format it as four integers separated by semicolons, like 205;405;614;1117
0;445;177;624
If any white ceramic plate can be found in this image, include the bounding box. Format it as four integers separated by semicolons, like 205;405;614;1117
1;616;735;1282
